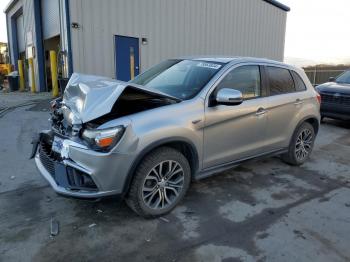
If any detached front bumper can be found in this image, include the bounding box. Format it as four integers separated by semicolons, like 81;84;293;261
34;131;134;199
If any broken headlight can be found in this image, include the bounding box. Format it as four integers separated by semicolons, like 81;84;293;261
81;126;125;151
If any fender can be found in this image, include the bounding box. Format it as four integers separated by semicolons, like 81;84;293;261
288;115;320;146
121;137;200;196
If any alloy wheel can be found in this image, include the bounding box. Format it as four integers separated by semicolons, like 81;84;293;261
142;160;185;210
295;128;313;161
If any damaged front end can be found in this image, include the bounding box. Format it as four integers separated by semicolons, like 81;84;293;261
32;73;180;198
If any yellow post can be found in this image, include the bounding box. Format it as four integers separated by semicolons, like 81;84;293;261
18;60;25;91
7;64;11;75
129;47;135;80
50;50;59;97
28;58;36;93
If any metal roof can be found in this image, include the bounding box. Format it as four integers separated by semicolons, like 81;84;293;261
262;0;290;12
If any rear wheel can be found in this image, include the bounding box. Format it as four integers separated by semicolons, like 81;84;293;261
282;122;315;166
126;147;191;217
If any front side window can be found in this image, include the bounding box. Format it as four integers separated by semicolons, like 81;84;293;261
130;59;223;100
266;66;295;95
215;65;261;99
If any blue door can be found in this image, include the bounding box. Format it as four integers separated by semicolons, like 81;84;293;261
115;35;140;81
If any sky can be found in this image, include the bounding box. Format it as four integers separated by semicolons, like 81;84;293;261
0;0;349;66
282;0;350;66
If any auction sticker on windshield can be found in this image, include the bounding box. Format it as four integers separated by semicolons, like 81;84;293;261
197;62;222;70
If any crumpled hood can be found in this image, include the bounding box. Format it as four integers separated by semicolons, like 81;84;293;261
62;73;180;124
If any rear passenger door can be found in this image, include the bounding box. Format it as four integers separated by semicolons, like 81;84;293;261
263;66;306;150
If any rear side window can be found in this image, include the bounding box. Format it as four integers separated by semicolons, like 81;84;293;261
266;66;295;95
291;71;307;91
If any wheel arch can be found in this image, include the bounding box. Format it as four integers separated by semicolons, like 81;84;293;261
290;115;320;144
303;116;320;135
122;137;199;196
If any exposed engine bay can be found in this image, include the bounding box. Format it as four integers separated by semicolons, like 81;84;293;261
49;73;180;138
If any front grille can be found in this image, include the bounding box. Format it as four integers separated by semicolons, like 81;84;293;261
38;137;97;191
321;93;350;107
39;140;60;177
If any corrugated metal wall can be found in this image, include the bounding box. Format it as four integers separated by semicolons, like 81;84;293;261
72;0;286;78
16;15;25;52
7;0;40;91
41;0;60;40
6;0;23;64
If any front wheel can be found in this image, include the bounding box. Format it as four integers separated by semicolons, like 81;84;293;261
282;122;316;166
126;147;191;218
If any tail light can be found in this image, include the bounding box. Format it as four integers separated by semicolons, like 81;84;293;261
316;93;321;104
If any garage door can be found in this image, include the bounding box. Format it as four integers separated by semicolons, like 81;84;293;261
16;14;25;52
41;0;60;40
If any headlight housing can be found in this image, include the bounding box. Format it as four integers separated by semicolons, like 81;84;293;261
81;126;125;151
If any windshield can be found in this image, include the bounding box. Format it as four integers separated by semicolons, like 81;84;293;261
336;70;350;84
130;59;223;100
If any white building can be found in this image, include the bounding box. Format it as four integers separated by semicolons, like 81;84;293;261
5;0;290;92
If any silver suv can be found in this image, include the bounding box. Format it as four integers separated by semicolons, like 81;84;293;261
33;57;321;217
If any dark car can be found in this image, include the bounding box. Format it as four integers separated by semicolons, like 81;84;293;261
316;70;350;121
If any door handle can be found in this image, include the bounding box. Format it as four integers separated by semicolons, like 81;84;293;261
256;107;267;116
294;99;303;105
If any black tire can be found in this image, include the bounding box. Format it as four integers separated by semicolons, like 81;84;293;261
125;147;191;218
282;122;316;166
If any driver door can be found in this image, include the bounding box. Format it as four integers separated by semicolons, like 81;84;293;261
203;65;268;169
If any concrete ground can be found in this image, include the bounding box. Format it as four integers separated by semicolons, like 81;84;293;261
0;95;350;262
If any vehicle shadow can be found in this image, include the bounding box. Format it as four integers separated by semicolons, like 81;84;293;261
321;118;350;129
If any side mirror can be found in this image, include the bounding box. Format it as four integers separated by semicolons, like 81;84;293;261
329;77;336;82
215;88;243;106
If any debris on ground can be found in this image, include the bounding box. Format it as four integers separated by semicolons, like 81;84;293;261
50;218;59;237
183;210;195;215
97;209;103;213
46;196;52;202
293;229;307;240
159;217;169;223
88;223;97;228
10;176;15;180
145;237;151;242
